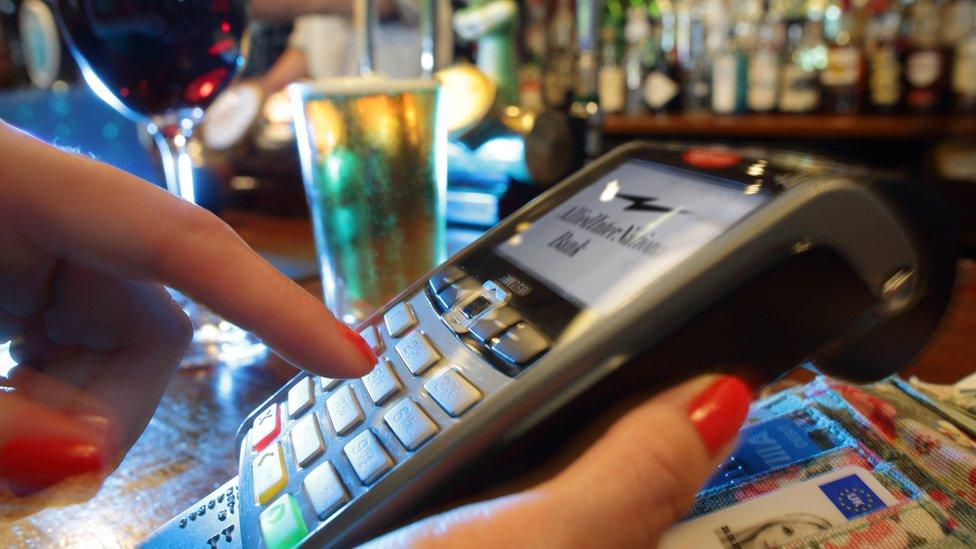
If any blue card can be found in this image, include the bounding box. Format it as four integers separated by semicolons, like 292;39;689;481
703;417;830;491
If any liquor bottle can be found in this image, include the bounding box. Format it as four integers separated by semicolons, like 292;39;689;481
623;5;654;115
951;5;976;109
867;0;904;112
940;0;974;49
779;16;823;113
643;0;682;112
574;0;602;110
519;0;548;110
712;29;747;113
821;0;866;114
748;19;782;112
598;24;626;113
545;0;576;110
903;0;949;112
682;0;711;112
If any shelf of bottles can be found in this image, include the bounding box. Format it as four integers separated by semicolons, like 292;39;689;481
602;112;976;136
517;0;976;138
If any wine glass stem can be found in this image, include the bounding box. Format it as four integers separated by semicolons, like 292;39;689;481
151;120;197;204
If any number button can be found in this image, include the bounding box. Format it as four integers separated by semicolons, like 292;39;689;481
326;385;364;436
259;494;308;549
251;443;287;505
287;377;314;419
303;462;349;519
384;302;417;338
395;332;441;375
384;398;439;450
343;430;394;485
360;359;401;405
290;413;325;468
320;377;342;391
425;369;482;417
250;403;281;452
360;325;383;352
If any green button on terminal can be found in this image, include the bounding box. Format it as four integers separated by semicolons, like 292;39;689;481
260;494;309;549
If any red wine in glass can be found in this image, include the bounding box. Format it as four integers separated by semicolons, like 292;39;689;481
55;0;262;368
56;0;248;118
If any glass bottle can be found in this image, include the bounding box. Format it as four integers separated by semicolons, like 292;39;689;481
780;13;824;112
624;5;655;115
643;0;682;112
748;18;782;112
821;0;867;114
519;0;549;110
683;0;711;112
598;24;627;113
867;0;904;112
903;0;949;112
951;2;976;109
712;29;748;113
545;0;577;110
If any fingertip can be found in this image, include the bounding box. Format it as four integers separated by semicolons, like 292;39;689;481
336;323;378;375
274;321;376;379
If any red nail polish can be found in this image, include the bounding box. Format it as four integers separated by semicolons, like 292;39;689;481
339;323;377;371
0;437;104;492
687;376;752;455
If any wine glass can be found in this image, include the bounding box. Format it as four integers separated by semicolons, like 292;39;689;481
55;0;266;367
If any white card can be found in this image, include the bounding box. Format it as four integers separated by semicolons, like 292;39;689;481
661;466;900;548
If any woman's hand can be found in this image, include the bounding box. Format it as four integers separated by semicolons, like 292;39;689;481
0;122;375;517
0;120;753;542
368;375;751;547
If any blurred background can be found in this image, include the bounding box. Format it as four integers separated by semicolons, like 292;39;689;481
1;0;973;256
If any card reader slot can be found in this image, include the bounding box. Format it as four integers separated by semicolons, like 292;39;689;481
627;245;879;386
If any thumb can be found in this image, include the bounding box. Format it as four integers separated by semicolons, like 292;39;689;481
544;375;752;546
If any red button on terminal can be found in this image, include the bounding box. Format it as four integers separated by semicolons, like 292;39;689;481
251;404;281;452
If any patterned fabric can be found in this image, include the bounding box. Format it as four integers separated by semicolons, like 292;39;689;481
680;376;976;547
782;499;976;548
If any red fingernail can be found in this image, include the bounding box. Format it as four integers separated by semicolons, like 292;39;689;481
339;323;377;372
687;376;752;455
0;437;104;493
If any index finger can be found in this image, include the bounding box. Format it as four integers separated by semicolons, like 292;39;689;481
0;122;375;377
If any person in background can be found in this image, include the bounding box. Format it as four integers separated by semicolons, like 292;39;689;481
247;0;454;98
0;120;751;544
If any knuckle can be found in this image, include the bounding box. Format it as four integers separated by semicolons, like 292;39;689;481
151;200;239;276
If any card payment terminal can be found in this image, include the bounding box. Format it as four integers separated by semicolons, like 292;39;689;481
143;143;956;548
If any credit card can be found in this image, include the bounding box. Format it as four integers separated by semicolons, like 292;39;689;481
702;415;839;492
141;477;241;549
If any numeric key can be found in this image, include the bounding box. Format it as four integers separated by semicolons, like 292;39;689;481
384;398;439;450
343;430;394;485
361;359;401;405
326;385;364;436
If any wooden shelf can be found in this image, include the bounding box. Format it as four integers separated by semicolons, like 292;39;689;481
602;113;976;139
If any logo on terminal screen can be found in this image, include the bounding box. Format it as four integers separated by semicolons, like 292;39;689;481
614;193;690;215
